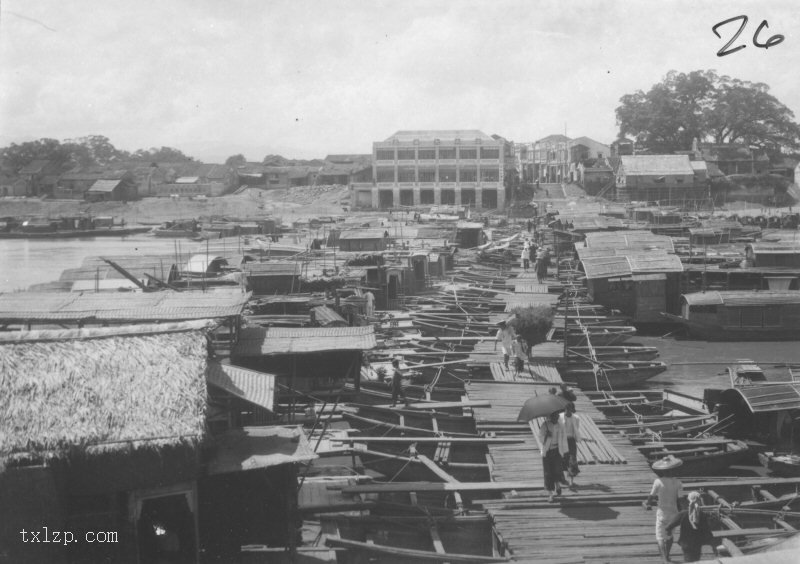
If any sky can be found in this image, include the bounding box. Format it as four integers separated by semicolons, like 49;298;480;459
1;0;798;163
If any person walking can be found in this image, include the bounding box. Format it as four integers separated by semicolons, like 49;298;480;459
494;320;516;369
665;491;718;562
537;411;568;502
521;243;531;271
535;248;548;283
559;402;581;486
511;334;528;377
364;290;375;318
643;455;684;563
389;357;409;407
526;219;532;233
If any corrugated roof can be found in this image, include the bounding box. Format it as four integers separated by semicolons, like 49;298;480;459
0;290;250;322
87;179;123;193
583;231;674;252
581;254;682;280
730;383;800;413
243;262;301;276
207;362;275;412
576;247;673;260
620;155;694;175
338;229;389;240
311;305;347;327
683;290;800;307
748;243;800;255
234;325;376;356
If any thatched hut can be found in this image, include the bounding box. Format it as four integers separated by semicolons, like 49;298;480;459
0;321;315;564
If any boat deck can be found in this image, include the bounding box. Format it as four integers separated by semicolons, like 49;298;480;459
465;349;669;562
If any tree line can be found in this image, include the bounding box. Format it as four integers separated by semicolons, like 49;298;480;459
616;70;800;159
0;135;195;174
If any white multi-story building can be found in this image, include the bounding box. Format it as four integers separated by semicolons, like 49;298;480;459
351;130;507;210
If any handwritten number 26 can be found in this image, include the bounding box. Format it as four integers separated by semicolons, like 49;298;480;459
712;15;785;57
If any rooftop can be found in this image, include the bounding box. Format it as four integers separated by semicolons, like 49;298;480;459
620;155;694;175
0;321;211;463
382;130;497;144
234;325;376;356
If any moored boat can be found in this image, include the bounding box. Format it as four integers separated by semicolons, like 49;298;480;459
638;438;751;476
758;452;800;477
663;290;800;341
560;360;667;390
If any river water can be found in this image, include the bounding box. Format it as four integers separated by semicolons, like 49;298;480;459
1;237;798;398
0;235;193;292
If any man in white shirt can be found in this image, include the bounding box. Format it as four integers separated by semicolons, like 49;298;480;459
494;321;516;369
364;290;375;318
643;456;684;563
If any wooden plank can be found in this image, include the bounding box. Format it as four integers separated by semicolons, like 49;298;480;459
336;436;525;445
416;453;461;483
407;400;492;410
712;528;786;538
337;481;544;494
325;537;510;563
684;477;800;488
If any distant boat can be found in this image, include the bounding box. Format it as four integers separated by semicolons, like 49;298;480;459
152;219;201;238
0;215;150;239
560;360;668;390
663;290;800;341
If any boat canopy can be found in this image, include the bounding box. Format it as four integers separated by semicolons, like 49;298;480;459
723;383;800;413
682;290;800;307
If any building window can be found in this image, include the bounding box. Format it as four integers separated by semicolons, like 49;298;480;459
376;149;394;161
397;167;415;183
376;167;395;183
481;168;499;182
460;167;477;182
438;147;456;160
441;189;455;205
461;189;476;205
399;189;414;206
420;189;435;204
481;147;500;159
482;189;498;208
438;167;457;182
418;148;436;160
418;168;436;183
459;148;477;160
397;149;416;161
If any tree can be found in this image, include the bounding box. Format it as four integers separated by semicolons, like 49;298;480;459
132;146;194;162
225;154;247;167
1;138;73;172
616;70;800;156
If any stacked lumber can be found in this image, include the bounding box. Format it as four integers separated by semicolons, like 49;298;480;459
529;417;627;465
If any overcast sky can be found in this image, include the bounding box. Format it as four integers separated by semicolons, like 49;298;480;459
1;1;798;162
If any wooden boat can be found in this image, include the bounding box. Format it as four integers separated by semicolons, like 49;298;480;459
547;325;637;346
560;361;667;390
341;412;479;438
152;219;201;238
346;404;477;435
588;390;706;418
567;345;659;361
638;438;751;476
663;291;800;341
758;452;800;477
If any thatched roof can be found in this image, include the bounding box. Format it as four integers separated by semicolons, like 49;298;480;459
0;321;212;465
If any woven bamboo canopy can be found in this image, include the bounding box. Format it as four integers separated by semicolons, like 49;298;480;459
0;321;212;466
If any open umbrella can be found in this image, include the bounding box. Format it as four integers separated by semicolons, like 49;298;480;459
517;394;570;422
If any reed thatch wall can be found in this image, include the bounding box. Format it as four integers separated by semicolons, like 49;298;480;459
0;323;209;463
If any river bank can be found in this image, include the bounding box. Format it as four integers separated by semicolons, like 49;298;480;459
0;185;351;226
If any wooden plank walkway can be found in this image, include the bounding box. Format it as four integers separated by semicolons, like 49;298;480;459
464;377;665;563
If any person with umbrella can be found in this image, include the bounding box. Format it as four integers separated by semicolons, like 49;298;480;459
518;393;570;503
538;410;568;502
